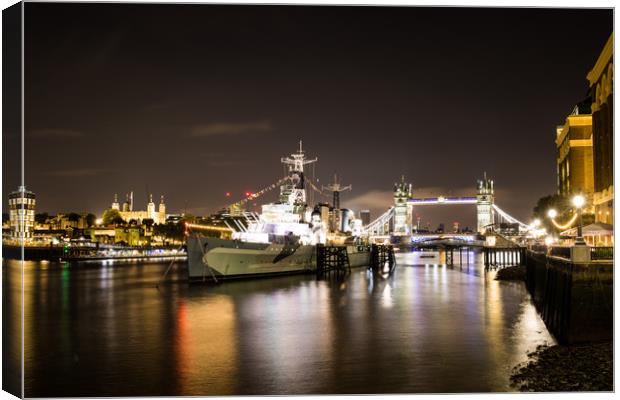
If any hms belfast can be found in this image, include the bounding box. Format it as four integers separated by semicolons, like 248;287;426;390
186;143;370;281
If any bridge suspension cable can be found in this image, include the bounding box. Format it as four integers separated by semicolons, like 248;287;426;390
492;204;529;230
361;207;394;235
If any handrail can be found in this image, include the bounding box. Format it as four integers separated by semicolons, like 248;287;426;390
591;246;613;261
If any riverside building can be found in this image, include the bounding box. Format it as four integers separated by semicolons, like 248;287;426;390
8;186;36;241
587;33;613;224
555;100;594;200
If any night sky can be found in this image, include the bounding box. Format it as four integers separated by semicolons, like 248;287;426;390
3;3;613;229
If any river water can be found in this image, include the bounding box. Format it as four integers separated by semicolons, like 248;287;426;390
3;251;555;396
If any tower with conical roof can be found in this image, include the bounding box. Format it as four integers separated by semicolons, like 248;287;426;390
147;194;156;220
158;195;166;224
393;175;412;235
111;194;120;210
476;172;495;233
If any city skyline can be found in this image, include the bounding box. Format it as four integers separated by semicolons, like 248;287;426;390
2;3;615;397
2;4;613;227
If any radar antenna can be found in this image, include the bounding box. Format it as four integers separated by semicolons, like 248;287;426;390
322;173;351;210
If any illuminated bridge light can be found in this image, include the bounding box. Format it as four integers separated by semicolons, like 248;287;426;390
408;197;477;205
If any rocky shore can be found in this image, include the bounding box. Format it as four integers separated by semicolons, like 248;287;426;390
510;341;613;392
494;265;526;281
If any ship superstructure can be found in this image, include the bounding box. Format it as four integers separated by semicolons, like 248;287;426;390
232;141;321;245
186;142;369;281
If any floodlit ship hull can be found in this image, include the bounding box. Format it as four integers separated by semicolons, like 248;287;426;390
205;244;316;277
186;233;370;281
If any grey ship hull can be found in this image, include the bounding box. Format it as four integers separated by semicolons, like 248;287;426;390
186;233;370;282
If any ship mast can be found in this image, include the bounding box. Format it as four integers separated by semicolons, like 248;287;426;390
322;173;351;210
281;140;317;175
280;140;317;210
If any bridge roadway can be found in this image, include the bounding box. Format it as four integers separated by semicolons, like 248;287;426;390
407;197;477;205
369;233;486;248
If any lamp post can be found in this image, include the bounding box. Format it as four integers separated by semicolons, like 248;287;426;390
572;195;586;245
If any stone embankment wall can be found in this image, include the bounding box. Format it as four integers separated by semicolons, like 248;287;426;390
2;245;63;260
525;250;613;345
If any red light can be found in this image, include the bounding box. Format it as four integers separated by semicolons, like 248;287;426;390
225;192;231;197
245;192;252;197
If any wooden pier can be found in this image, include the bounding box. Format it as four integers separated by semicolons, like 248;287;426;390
316;244;351;276
370;244;395;274
445;246;475;267
483;247;525;269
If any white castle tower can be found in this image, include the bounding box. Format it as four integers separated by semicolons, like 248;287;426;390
393;176;412;236
122;193;130;212
476;173;495;234
111;194;120;210
147;194;156;220
158;195;166;224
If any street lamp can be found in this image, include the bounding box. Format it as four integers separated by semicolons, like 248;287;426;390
572;194;586;245
544;236;554;246
547;209;557;219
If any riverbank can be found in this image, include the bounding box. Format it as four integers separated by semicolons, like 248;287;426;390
494;265;525;281
510;341;613;392
2;244;185;262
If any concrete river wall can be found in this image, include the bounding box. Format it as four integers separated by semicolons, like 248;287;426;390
525;249;613;345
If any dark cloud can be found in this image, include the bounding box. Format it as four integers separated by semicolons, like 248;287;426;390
29;129;84;138
203;151;253;168
46;168;108;177
191;121;272;137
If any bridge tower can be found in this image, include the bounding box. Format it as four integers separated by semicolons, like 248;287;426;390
476;173;495;234
393;176;413;235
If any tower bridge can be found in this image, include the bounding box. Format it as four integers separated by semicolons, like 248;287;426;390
362;174;529;238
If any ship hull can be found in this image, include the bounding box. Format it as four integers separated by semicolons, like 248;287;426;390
186;233;370;282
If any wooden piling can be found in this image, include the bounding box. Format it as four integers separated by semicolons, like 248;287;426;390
370;244;395;274
316;245;350;277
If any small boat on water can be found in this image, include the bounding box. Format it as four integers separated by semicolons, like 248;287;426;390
419;253;437;259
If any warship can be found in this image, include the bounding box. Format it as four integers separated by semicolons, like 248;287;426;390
186;143;370;281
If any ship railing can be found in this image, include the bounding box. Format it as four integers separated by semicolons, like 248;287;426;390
223;220;240;233
243;211;261;226
231;219;248;232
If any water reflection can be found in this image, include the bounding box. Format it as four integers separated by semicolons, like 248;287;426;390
3;250;555;396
